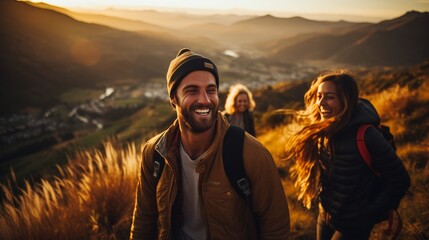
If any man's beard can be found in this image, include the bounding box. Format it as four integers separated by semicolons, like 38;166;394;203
180;102;217;133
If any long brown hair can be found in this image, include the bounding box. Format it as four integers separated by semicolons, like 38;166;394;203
284;72;359;208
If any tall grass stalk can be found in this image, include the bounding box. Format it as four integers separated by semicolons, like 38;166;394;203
365;84;417;138
0;141;141;240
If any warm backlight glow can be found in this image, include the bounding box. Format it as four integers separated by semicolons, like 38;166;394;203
26;0;429;22
70;38;101;66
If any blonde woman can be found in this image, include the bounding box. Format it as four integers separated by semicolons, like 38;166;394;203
284;72;410;239
223;83;256;136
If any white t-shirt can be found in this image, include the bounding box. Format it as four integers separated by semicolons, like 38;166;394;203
176;142;207;240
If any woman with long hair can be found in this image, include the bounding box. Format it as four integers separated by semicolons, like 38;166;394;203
224;83;257;136
284;72;410;239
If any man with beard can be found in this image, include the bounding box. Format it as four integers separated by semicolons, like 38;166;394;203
130;48;290;240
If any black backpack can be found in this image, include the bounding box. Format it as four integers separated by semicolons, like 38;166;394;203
356;123;402;239
356;123;396;175
152;126;251;200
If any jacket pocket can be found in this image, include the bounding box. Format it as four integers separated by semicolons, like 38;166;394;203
203;182;250;237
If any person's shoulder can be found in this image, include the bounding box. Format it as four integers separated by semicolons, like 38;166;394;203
142;129;168;155
243;133;270;155
363;125;384;139
242;133;276;171
145;131;164;147
361;124;390;147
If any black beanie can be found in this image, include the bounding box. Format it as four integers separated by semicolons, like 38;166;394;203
166;48;219;98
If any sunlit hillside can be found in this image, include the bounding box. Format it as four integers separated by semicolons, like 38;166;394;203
0;1;195;113
1;2;428;239
1;62;427;239
269;11;429;66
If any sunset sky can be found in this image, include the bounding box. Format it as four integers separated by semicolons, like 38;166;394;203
28;0;429;21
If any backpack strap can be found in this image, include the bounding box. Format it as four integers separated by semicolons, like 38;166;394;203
223;126;259;235
357;124;401;239
222;126;249;199
153;150;165;178
356;124;380;176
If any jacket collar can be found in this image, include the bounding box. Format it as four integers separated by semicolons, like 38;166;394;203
155;111;230;163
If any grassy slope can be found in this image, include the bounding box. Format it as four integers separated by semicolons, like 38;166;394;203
0;61;428;239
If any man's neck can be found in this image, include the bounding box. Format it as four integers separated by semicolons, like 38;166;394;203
179;126;215;160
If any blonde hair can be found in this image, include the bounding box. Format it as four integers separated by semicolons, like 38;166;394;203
284;72;359;208
224;83;256;114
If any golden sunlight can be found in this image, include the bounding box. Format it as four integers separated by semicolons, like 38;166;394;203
69;38;101;66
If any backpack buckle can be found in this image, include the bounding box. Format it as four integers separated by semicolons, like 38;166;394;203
237;178;251;197
153;161;161;178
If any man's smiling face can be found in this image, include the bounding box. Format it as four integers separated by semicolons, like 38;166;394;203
172;70;219;133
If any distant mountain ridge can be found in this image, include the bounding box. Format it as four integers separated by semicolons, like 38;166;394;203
269;11;429;66
37;4;359;46
98;8;253;29
25;1;175;33
0;1;184;113
182;14;369;45
1;1;428;114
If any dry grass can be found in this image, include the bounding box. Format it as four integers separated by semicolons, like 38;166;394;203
0;141;141;240
0;78;427;239
365;83;428;239
364;84;416;138
260;122;318;239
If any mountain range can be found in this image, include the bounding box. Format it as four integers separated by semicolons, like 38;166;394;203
0;0;428;113
267;10;429;66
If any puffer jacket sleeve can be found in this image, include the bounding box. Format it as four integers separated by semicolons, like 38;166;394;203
243;134;291;239
130;143;159;240
363;126;411;221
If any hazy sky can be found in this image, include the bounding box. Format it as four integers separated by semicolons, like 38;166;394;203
28;0;429;21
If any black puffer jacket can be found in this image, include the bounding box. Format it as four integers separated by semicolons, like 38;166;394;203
318;99;410;234
224;110;256;137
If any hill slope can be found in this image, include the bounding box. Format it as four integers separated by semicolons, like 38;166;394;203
25;1;175;33
0;1;182;113
270;11;429;66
